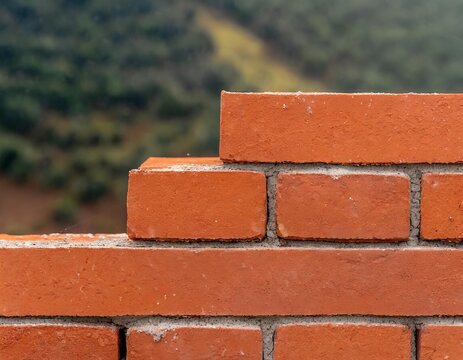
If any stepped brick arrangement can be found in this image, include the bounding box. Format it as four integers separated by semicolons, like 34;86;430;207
1;92;463;359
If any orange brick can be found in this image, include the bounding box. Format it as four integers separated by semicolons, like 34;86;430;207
220;92;463;163
0;234;120;242
127;326;262;360
276;173;410;240
1;247;462;316
421;173;463;241
274;324;410;360
419;325;463;360
140;157;223;169
0;324;118;360
127;157;267;240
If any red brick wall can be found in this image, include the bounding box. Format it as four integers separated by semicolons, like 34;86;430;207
1;92;463;359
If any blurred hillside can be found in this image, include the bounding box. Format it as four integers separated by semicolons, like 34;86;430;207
1;0;462;233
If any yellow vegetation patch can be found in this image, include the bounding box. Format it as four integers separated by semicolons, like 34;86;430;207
197;7;325;92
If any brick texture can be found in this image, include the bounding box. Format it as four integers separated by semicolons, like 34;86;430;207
421;173;463;241
0;325;118;360
127;157;266;240
140;157;223;169
419;325;463;360
0;234;121;242
220;92;463;163
274;324;411;360
127;326;262;359
4;92;463;359
276;173;410;240
1;248;461;316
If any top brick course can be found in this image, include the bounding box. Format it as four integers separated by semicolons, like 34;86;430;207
220;92;463;163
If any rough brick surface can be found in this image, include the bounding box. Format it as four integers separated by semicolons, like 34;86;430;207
421;173;463;241
140;157;223;169
220;92;463;163
127;326;262;360
419;325;463;360
1;248;461;316
0;325;118;360
276;173;410;240
0;234;122;242
5;91;463;359
127;158;266;240
274;324;411;360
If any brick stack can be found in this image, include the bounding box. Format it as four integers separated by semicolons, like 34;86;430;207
1;92;462;359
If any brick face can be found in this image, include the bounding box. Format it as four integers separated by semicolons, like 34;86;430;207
1;248;462;316
276;173;410;241
0;234;121;242
140;157;223;169
419;325;463;360
421;173;463;241
274;324;411;360
127;327;262;360
127;158;267;240
0;325;118;360
220;92;463;163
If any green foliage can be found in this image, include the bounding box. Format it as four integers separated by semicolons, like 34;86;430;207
0;134;37;182
203;0;463;92
0;95;41;133
3;0;463;224
196;8;323;92
0;0;233;206
52;196;78;224
72;171;109;202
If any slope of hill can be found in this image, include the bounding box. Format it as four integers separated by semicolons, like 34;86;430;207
196;8;324;92
3;0;463;233
203;0;463;92
0;0;226;232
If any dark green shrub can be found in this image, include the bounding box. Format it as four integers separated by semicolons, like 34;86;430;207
41;163;70;188
0;134;37;182
72;172;109;202
52;196;78;223
157;92;199;119
0;95;41;133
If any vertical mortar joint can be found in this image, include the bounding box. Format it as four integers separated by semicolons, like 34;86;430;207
260;318;276;360
265;168;280;247
408;168;422;245
118;327;127;360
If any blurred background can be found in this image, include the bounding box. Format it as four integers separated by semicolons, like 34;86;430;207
1;0;462;234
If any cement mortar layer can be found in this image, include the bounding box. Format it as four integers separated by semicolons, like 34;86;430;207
1;236;462;248
1;315;462;330
133;162;463;174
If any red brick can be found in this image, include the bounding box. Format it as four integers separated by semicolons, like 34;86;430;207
421;173;463;241
127;326;261;360
1;247;461;316
274;324;410;360
419;325;463;360
276;173;410;241
220;92;463;163
0;324;118;360
140;157;223;169
127;157;266;240
0;234;121;242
